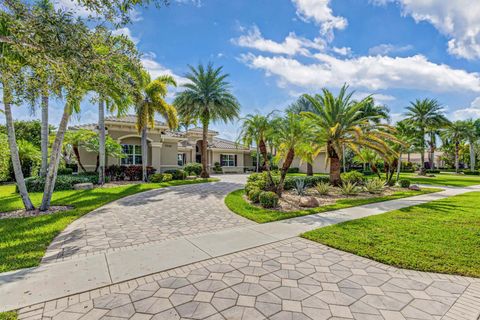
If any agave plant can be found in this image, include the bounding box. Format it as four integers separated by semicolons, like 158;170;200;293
294;178;307;196
315;181;331;195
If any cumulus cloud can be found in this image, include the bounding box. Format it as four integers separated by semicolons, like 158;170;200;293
353;92;396;103
141;53;189;95
112;27;139;44
291;0;347;41
232;25;326;56
241;53;480;93
373;0;480;60
368;43;413;56
451;97;480;120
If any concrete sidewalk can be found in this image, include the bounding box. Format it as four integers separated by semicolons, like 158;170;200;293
1;184;479;312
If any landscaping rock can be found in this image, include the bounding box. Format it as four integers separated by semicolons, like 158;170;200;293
409;184;421;191
74;182;94;190
299;196;320;208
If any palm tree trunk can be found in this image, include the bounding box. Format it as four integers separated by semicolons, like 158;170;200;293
469;139;475;171
396;152;402;181
3;82;35;211
259;138;274;188
98;99;105;185
40;105;71;211
407;152;411;162
73;145;87;172
328;143;341;186
255;145;260;172
455;142;460;174
277;148;294;197
200;120;210;178
141;127;148;182
306;161;313;176
429;133;435;169
419;130;426;175
342;144;346;173
40;93;49;178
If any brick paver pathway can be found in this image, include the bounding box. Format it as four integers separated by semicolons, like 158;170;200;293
43;175;252;263
19;238;480;320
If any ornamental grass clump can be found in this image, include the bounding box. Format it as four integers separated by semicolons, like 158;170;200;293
340;181;360;196
315;181;331;195
364;178;385;194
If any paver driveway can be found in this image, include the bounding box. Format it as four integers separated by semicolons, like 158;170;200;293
43;175;252;262
21;238;480;320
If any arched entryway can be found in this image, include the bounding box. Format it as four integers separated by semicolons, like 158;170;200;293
195;140;203;164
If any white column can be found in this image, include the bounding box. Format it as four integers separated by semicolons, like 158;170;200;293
150;142;163;172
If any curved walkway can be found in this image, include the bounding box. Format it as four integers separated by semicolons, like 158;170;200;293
43;175;252;263
2;177;480;319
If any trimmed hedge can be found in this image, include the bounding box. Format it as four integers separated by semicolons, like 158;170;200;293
425;169;441;174
57;167;74;175
399;179;411;188
463;170;480;176
184;163;202;176
259;191;279;208
287;167;299;174
164;169;186;180
23;174;99;192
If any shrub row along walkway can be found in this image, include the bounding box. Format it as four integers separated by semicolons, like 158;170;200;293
1;175;480;320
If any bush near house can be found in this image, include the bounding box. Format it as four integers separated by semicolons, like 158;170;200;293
106;165;127;181
164;169;187;180
287;167;299;174
399;179;411;188
184;162;202;176
125;165;155;181
259;191;279;208
341;171;365;185
22;174;102;192
245;171;329;194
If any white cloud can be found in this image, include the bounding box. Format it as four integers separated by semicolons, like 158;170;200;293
368;43;413;55
374;0;480;60
232;26;326;56
141;53;189;97
54;0;96;18
353;92;396;103
291;0;347;41
241;53;480;93
332;46;351;56
451;97;480;120
112;27;140;44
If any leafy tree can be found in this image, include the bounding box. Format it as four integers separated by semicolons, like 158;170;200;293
352;148;382;177
64;129;97;172
463;119;479;171
441;121;468;173
0;120;55;148
135;72;178;181
83;134;125;172
404;99;449;174
394;120;418;180
174;63;240;178
303;85;399;186
0;133;10;182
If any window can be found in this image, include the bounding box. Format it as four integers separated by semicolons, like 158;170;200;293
221;154;236;167
121;145;142;165
177;153;186;166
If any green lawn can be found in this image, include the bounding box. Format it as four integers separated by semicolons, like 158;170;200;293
395;173;480;187
225;188;439;223
302;191;480;278
0;178;217;273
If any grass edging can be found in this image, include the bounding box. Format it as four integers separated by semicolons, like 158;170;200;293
301;191;480;278
0;178;218;273
225;188;441;223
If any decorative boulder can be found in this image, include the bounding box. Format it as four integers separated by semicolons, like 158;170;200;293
299;196;320;208
409;184;421;191
74;182;94;190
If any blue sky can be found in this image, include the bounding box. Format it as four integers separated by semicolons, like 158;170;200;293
3;0;480;141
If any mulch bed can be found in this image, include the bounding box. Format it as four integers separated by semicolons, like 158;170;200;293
0;206;73;220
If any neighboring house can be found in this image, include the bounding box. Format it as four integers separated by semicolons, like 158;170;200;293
71;115;329;174
400;151;446;168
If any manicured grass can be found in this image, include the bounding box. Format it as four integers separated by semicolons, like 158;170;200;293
302;191;480;278
225;188;440;223
0;178;218;273
0;311;17;320
396;173;480;187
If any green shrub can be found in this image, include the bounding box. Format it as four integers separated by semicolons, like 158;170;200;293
399;179;411;188
362;170;375;176
280;175;329;190
247;172;264;183
164;169;186;180
425;169;440;174
184;162;202;176
463;170;480;175
248;188;262;203
315;181;331;195
259;191;279;208
57;167;73;175
149;173;164;183
106;165;127;181
213;162;223;173
364;178;385;194
162;173;173;182
341;171;365;185
287;167;299;173
340;181;360;196
23;175;94;192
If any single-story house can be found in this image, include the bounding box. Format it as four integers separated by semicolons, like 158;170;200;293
71;115;329;174
400;151;446;169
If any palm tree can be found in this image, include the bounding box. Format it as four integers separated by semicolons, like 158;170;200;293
352;148;382;177
464;119;479;171
174;63;240;178
136;72;178;182
441;121;468;173
303;85;399;186
395;120;417;181
271;113;312;196
404;99;449;174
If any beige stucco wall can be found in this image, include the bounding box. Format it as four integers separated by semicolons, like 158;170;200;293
280;152;329;174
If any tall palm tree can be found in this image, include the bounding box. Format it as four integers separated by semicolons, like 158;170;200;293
352;148;382;177
395;120;417;181
271;113;313;196
136;72;178;182
303;85;399;186
441;121;467;173
464;119;479;171
404;99;449;174
174;63;240;178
